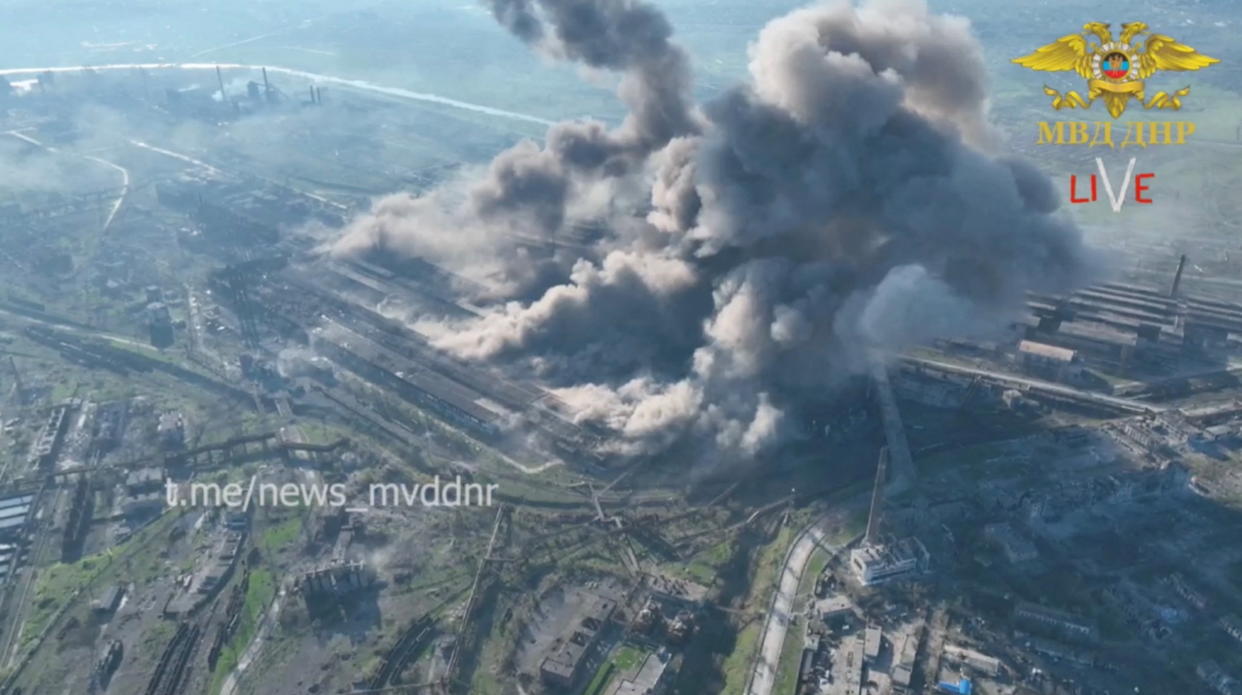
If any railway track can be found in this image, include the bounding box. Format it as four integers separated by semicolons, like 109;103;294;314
367;616;436;690
143;622;202;695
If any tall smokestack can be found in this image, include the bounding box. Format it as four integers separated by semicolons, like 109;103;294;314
8;356;22;403
262;67;272;103
1170;254;1187;297
864;447;889;546
215;65;227;104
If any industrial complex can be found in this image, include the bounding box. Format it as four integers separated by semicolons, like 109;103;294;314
2;2;1242;695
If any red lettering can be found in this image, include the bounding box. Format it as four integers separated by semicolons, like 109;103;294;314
1070;174;1096;203
1135;173;1154;204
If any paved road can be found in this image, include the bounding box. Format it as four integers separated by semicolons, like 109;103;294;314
6;130;131;232
0;63;556;127
219;586;287;695
747;512;858;695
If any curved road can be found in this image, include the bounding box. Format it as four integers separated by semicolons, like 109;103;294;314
219;585;287;695
747;509;859;695
6;130;131;232
82;154;130;230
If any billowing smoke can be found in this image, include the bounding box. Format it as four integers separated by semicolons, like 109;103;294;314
485;0;698;149
333;0;1097;463
335;0;700;299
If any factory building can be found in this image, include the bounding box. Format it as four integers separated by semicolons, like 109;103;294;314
119;488;162;519
936;678;974;695
28;401;73;467
817;595;856;623
277;263;601;454
1198;661;1242;695
863;625;883;660
0;492;34;582
1022;271;1242;377
92;584;126;614
164;530;245;616
1017;340;1082;382
1026;636;1091;666
850;538;929;586
1168;572;1210;611
840;636;865;695
92;401;128;453
295;561;374;602
147;301;175;348
539;594;616;689
1014;602;1095;642
612;651;673;695
220;256;605;459
1221;615;1242;645
156;173;345;247
312;330;505;437
0;542;17;583
943;644;1001;677
797;647;817;694
158;411;186;450
891;628;921;692
0;493;35;538
1184;318;1235;353
851;447;929;586
125;467;163;495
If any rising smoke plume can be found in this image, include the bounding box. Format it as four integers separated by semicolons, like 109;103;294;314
335;0;700;299
333;0;1097;463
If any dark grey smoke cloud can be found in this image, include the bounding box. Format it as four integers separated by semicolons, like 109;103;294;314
337;0;701;298
336;0;1097;462
486;0;698;148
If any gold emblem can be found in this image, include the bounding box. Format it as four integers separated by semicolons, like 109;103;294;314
1013;22;1218;118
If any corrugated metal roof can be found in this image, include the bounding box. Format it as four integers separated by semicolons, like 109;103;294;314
1018;340;1076;362
0;507;28;521
0;494;34;510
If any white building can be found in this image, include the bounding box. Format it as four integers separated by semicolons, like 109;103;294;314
850;537;928;586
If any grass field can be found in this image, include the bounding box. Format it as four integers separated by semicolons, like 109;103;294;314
610;643;649;674
583;662;616;695
256;514;303;559
208;568;277;695
718;523;796;695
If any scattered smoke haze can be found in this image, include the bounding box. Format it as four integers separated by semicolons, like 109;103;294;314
332;0;1098;464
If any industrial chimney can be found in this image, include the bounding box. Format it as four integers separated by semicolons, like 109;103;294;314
262;67;273;103
864;447;889;546
215;65;227;104
1170;254;1187;297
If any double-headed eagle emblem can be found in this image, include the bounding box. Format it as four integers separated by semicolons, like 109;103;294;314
1013;22;1218;118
